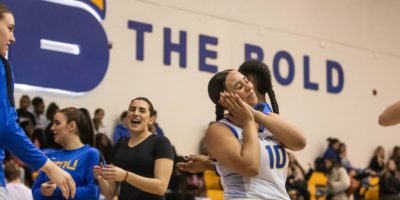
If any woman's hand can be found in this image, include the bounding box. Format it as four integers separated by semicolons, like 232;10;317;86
219;92;255;126
176;155;214;173
40;181;56;197
100;164;128;182
93;164;104;180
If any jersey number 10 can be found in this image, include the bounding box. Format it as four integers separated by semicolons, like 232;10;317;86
266;145;287;169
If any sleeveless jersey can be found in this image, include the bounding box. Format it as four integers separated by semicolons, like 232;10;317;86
215;118;290;200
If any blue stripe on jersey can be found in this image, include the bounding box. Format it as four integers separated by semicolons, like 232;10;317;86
219;122;239;139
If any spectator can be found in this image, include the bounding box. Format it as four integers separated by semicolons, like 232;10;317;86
93;108;107;134
4;161;33;200
16;95;35;125
32;97;48;130
152;110;164;136
368;146;385;175
325;157;351;200
390;146;400;171
112;111;130;144
379;159;400;200
286;153;309;200
323;137;341;164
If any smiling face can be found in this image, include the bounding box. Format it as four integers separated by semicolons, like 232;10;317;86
51;112;75;146
127;99;154;134
0;12;15;57
224;70;258;106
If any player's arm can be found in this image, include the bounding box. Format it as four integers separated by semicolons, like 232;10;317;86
379;100;400;126
206;122;260;177
254;111;306;151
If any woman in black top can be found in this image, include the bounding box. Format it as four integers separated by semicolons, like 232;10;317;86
368;146;385;175
94;97;174;199
379;159;400;200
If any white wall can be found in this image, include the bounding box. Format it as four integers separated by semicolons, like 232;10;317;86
15;0;400;169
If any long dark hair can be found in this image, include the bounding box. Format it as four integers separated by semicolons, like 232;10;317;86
58;107;95;146
239;60;279;114
208;69;233;121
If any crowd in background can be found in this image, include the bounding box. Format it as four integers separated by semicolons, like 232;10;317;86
3;95;400;200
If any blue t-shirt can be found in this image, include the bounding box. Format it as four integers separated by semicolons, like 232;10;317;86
0;57;47;186
32;145;100;200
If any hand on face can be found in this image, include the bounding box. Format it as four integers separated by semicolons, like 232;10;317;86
219;92;255;126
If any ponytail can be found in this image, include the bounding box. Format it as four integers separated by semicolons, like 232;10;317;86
215;104;225;121
78;108;95;146
58;107;95;146
208;69;232;121
267;89;279;114
239;60;280;114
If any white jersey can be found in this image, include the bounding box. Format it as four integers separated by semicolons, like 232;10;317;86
215;119;290;200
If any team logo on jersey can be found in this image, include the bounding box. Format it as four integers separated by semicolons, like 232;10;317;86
5;0;109;93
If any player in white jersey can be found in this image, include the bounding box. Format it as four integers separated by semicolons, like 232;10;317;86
216;118;289;199
204;65;306;199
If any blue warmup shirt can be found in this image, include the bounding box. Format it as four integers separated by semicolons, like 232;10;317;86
0;56;48;187
254;102;272;114
32;145;100;200
254;102;273;132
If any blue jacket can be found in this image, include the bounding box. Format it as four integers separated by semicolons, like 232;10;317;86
0;56;48;186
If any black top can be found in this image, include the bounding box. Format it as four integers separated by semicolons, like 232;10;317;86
113;134;174;200
368;156;384;173
379;172;400;196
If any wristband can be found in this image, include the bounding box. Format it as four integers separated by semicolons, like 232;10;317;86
123;170;129;181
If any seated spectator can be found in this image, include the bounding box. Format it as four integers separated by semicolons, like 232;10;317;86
390;146;400;171
4;161;33;200
32;97;48;130
112;111;130;144
379;159;400;200
325;157;351;200
323;137;341;164
368;146;385;175
339;142;353;171
93;108;107;134
19;120;35;140
16;95;36;125
286;153;309;200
